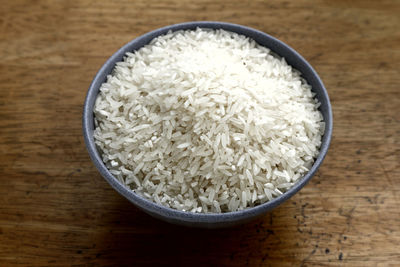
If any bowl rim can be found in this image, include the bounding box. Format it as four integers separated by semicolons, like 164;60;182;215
83;21;333;224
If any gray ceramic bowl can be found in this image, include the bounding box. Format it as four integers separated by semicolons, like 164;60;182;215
83;21;332;228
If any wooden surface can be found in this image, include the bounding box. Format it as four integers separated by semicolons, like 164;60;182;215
0;0;399;266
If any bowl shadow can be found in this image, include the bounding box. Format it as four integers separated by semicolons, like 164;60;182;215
90;196;299;266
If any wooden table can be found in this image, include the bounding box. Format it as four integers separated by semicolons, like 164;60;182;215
1;0;399;266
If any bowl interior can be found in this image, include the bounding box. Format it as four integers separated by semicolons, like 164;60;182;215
83;21;332;228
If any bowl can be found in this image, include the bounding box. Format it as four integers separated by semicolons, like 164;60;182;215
82;21;333;228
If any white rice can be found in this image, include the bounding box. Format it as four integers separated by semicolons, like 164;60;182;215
93;28;325;213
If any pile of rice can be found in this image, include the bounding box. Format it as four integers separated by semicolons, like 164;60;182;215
93;28;324;213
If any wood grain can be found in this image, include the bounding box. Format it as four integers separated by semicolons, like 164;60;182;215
0;0;399;266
